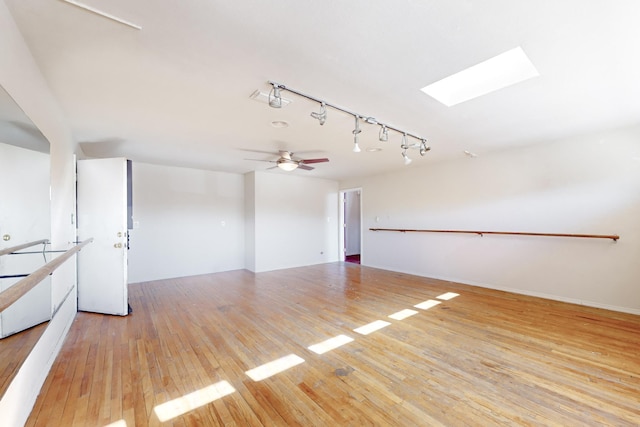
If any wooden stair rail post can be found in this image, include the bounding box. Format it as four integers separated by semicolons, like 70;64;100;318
369;228;620;241
0;239;49;257
0;238;94;313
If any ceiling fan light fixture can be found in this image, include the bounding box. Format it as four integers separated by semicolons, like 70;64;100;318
277;159;299;171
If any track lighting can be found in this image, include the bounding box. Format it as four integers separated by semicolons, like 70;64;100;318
379;125;388;142
402;149;412;165
353;115;362;152
401;133;409;149
401;133;412;164
310;102;327;125
265;80;432;164
419;139;431;156
268;83;282;108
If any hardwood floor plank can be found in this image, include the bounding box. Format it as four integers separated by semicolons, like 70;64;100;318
25;264;640;426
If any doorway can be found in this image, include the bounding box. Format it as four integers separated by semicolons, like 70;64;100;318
340;189;362;264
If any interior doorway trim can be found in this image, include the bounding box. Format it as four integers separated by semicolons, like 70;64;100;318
339;188;363;263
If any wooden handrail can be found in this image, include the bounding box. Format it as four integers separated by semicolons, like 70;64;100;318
369;228;619;241
0;239;49;256
0;238;93;313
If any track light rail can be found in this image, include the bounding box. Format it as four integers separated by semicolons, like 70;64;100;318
268;81;429;143
369;228;619;241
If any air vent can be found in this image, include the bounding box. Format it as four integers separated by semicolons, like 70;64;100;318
249;90;292;107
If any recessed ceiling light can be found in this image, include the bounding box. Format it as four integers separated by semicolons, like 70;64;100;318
421;46;539;107
464;150;477;158
271;120;289;128
366;147;383;152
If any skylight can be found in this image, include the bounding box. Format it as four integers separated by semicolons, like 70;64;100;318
421;47;539;106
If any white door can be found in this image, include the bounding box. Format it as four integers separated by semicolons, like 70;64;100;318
77;158;129;315
344;190;361;256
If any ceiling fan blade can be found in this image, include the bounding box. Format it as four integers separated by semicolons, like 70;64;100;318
298;164;315;171
238;148;283;156
245;158;276;163
299;158;329;164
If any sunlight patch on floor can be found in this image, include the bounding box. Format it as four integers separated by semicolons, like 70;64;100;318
353;320;391;335
103;420;127;427
436;292;459;300
414;300;442;310
388;308;419;320
308;334;354;354
245;354;306;381
153;380;236;422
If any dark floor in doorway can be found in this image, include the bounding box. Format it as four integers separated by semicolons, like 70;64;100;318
345;254;360;264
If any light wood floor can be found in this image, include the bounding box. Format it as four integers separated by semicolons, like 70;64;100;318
26;263;640;426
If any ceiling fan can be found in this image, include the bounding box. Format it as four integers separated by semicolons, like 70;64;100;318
247;150;329;171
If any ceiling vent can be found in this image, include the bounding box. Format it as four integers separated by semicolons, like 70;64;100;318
249;90;292;107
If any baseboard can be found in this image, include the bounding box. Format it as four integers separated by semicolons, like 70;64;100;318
364;263;640;316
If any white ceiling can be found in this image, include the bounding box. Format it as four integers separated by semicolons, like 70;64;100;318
5;0;640;180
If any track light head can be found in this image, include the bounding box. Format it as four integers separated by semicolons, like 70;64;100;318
379;125;388;142
352;115;362;152
310;102;327;125
400;133;409;150
402;149;412;165
269;84;282;108
420;139;431;156
352;115;361;135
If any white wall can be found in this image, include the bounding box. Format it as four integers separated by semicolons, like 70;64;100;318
244;172;256;271
128;162;245;283
247;171;340;272
0;1;77;424
342;125;640;314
